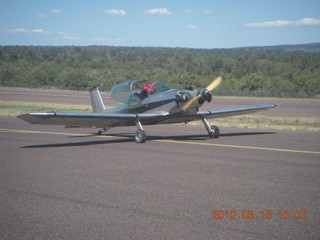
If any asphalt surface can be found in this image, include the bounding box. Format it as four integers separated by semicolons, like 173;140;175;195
0;88;319;239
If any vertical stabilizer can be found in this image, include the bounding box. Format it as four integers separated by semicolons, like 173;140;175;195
89;87;106;113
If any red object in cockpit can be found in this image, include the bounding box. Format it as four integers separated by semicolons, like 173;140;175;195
143;83;156;93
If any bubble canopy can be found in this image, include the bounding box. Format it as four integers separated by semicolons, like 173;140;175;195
110;80;172;106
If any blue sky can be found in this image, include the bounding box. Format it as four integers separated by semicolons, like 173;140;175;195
1;0;320;48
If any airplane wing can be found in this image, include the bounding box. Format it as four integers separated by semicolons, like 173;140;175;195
17;112;170;128
197;103;277;119
161;104;277;124
17;104;276;128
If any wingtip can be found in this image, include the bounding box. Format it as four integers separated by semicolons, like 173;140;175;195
16;113;31;123
16;113;28;119
16;113;48;124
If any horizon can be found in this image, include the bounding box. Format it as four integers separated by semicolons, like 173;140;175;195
1;41;319;50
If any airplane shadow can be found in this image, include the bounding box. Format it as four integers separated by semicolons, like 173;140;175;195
21;131;276;148
67;132;134;138
148;131;276;141
21;135;134;148
220;131;277;137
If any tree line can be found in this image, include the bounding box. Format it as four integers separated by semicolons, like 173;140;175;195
0;45;319;98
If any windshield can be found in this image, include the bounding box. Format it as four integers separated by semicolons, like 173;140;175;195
151;82;172;94
110;80;172;106
110;80;146;105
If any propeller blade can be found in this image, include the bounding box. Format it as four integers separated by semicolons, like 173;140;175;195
180;76;222;112
206;76;222;92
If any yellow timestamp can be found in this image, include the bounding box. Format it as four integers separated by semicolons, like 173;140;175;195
212;210;308;220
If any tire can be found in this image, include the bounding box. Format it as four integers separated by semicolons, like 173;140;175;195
209;125;220;138
135;130;147;143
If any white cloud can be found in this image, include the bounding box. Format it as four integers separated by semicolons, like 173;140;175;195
104;9;127;16
245;18;320;27
296;18;320;26
6;28;50;34
37;13;47;18
7;28;29;33
202;10;212;14
58;32;79;40
245;20;291;27
187;24;198;30
37;9;61;18
185;9;192;14
145;8;172;15
32;28;50;34
51;9;61;14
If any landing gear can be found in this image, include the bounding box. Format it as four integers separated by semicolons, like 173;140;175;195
135;130;147;143
134;119;147;143
208;125;220;138
96;119;147;143
201;117;220;139
97;127;110;135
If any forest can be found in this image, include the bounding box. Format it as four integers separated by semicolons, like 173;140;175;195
0;45;319;98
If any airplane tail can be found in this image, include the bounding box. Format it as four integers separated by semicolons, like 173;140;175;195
89;87;106;113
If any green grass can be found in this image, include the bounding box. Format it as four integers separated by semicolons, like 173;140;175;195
189;115;320;132
0;100;92;116
2;100;319;132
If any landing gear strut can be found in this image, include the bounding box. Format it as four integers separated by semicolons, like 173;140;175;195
201;117;220;138
134;119;147;143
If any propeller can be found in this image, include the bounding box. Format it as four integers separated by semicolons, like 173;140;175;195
180;76;222;112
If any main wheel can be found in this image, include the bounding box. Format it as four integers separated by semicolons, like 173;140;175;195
208;125;220;138
135;130;147;143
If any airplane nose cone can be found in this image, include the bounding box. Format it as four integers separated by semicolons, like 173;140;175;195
197;88;212;102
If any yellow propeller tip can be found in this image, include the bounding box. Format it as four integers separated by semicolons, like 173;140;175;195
206;76;222;92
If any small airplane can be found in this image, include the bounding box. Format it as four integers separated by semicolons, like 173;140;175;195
17;77;277;143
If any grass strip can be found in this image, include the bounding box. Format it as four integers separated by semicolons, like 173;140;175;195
189;115;320;132
0;100;92;116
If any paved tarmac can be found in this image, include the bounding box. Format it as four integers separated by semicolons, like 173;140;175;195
0;115;319;239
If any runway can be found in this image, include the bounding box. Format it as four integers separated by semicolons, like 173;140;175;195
1;87;320;239
0;115;319;239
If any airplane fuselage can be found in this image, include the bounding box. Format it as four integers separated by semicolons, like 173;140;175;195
106;88;203;117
